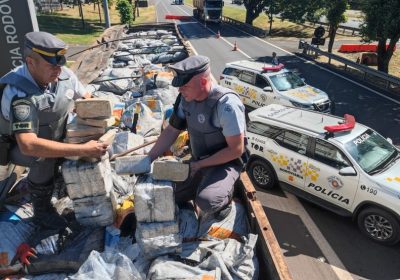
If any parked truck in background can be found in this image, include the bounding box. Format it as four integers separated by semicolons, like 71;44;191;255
193;0;223;23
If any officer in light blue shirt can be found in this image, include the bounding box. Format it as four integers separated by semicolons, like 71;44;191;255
148;55;247;221
0;31;109;229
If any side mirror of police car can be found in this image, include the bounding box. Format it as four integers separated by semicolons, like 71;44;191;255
387;138;393;145
339;166;357;176
263;86;273;92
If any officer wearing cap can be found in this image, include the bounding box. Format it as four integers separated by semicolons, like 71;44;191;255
0;31;109;229
148;55;246;220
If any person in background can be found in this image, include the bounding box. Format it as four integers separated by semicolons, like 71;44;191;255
0;31;109;229
148;55;247;221
271;52;279;65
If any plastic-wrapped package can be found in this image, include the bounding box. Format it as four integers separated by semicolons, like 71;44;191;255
112;131;144;156
136;233;182;259
115;155;151;175
145;87;179;106
62;158;113;200
133;176;175;223
73;192;117;227
136;219;179;239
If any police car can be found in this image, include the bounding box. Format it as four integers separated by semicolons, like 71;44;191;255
246;104;400;245
220;60;332;112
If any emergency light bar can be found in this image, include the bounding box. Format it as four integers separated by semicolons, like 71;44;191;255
262;63;285;72
324;114;355;133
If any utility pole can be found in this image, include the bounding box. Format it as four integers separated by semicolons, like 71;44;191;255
103;0;111;28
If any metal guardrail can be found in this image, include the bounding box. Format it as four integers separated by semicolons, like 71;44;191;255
222;16;267;38
311;21;361;36
298;40;400;93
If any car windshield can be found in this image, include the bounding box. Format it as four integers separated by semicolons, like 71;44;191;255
269;72;306;91
344;129;397;174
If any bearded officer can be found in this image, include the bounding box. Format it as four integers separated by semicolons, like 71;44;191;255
0;31;108;229
148;55;246;221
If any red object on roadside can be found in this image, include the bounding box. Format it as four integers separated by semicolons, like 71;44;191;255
324;114;355;133
338;44;396;53
165;15;192;21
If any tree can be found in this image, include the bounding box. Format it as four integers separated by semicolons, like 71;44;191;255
277;0;347;53
243;0;266;25
360;0;400;73
326;0;348;53
263;0;283;34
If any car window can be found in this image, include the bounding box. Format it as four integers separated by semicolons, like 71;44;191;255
247;121;281;138
269;71;306;91
223;67;241;78
255;74;269;89
274;129;309;155
239;70;255;84
314;139;351;169
344;129;397;174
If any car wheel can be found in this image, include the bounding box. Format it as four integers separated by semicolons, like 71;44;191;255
247;159;276;189
357;207;400;245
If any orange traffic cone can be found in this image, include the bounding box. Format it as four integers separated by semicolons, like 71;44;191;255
232;41;238;51
216;30;220;38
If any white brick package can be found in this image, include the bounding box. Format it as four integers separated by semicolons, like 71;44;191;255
115;155;151;175
136;219;179;239
152;159;189;182
62;158;113;199
66;122;105;138
73;192;117;226
77;116;116;128
75;98;113;119
133;176;175;223
135;233;182;259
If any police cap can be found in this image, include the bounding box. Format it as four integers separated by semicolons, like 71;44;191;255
169;55;210;87
25;31;68;66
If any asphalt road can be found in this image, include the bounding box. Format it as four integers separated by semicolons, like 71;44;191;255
154;1;400;279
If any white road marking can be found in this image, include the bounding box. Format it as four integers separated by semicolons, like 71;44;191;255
284;191;354;280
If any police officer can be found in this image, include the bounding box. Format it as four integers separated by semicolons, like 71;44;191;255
0;31;109;229
148;55;246;220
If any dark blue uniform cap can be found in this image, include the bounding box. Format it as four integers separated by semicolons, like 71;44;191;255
25;31;68;66
169;55;210;87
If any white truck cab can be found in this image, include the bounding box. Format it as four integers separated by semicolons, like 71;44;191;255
220;60;332;112
246;104;400;245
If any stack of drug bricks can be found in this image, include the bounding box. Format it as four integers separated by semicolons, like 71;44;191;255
61;98;119;226
61;154;117;226
65;98;115;144
116;155;189;258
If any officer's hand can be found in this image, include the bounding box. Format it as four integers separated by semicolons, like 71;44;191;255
82;140;109;158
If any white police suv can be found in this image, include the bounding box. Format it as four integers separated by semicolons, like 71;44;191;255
246;104;400;245
220;60;332;112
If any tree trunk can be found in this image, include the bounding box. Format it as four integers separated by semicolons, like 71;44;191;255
327;24;337;53
245;9;255;25
377;39;391;73
268;12;273;35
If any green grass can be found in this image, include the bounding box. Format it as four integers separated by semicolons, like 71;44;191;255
38;3;155;45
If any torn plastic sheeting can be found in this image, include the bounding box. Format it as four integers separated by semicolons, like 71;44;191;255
96;78;137;95
147;256;222;280
111;169;137;197
68;250;141;280
121;102;163;137
198;200;250;241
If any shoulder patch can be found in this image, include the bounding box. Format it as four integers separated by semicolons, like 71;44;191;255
13;100;32;121
224;104;233;113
